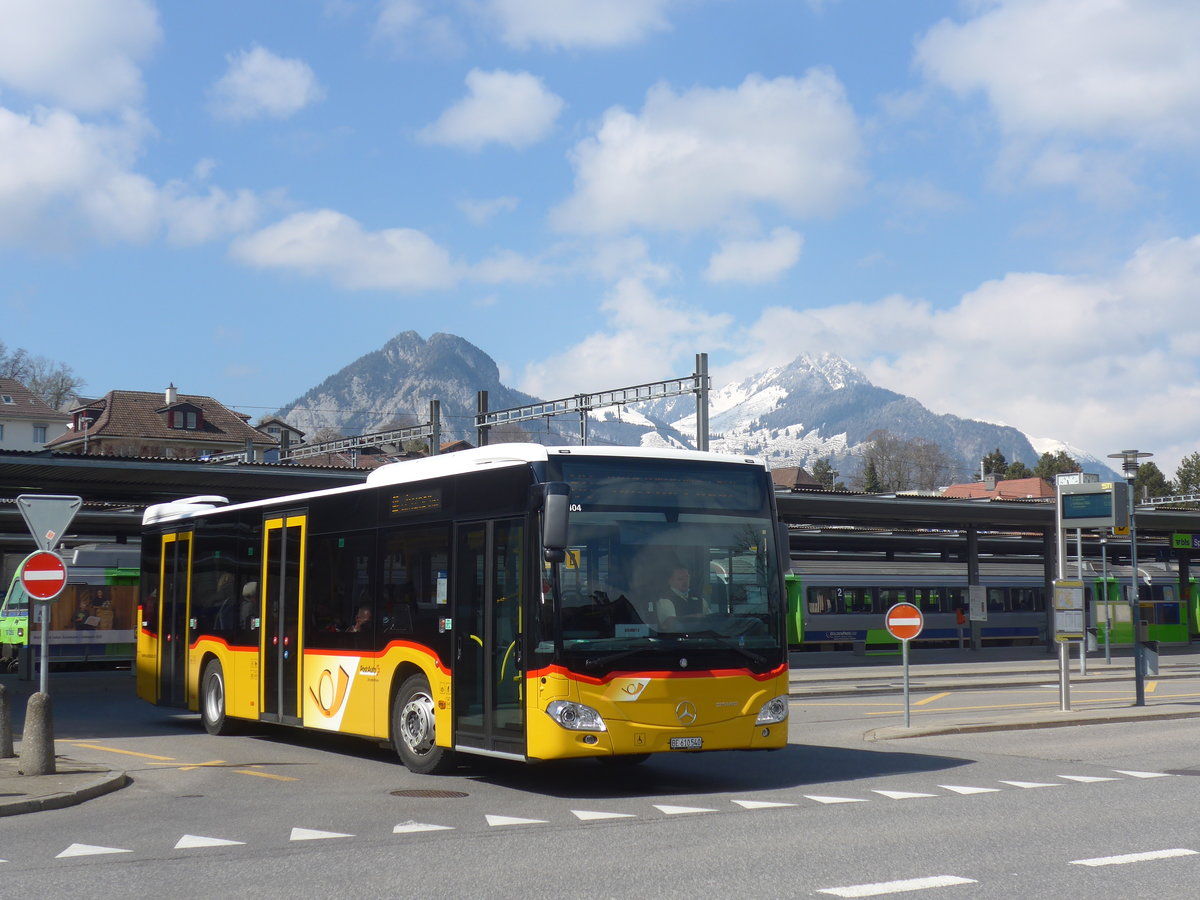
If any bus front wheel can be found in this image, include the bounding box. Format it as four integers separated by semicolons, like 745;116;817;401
392;674;455;775
200;659;239;736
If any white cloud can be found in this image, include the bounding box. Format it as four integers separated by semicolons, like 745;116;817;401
735;234;1200;473
0;0;160;113
419;69;564;150
209;46;325;122
916;0;1200;145
459;195;519;225
230;209;460;291
373;0;464;55
705;228;803;284
518;277;733;397
0;106;261;250
484;0;675;49
552;70;865;234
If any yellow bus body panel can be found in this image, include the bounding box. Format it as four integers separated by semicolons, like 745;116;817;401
527;668;789;760
300;644;452;743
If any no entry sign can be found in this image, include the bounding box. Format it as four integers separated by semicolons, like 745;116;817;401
20;550;68;601
885;602;924;642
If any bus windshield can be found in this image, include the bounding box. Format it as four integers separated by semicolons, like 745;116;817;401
536;457;785;675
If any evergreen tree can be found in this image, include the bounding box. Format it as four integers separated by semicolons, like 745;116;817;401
1033;450;1080;481
1174;452;1200;494
811;458;837;490
1004;461;1033;480
1134;461;1171;501
862;458;882;493
981;448;1007;476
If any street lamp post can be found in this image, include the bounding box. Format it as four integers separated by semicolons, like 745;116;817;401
1108;449;1152;707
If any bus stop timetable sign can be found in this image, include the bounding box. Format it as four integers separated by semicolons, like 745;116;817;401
17;493;82;551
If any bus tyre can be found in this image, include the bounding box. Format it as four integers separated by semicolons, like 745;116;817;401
200;659;238;736
392;674;454;775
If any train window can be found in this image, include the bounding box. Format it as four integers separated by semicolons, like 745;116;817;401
1011;588;1039;611
807;589;833;615
878;588;906;611
834;587;870;614
986;588;1006;612
915;589;942;612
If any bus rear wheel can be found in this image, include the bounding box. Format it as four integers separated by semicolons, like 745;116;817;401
392;674;455;775
200;659;239;736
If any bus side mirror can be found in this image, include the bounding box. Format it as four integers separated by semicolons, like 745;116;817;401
542;482;570;563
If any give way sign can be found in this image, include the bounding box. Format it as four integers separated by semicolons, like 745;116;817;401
885;602;924;641
20;550;68;601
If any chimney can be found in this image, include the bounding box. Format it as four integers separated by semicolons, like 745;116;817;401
165;383;177;405
984;473;999;491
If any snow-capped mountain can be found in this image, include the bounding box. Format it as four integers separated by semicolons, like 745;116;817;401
275;333;1103;482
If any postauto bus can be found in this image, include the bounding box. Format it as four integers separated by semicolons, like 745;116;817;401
137;444;790;773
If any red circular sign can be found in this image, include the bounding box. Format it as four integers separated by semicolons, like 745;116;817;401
19;550;67;601
885;602;924;641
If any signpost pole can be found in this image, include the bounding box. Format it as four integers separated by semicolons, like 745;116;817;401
885;602;923;729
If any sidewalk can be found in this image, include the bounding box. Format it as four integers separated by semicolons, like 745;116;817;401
0;755;126;817
789;644;1200;740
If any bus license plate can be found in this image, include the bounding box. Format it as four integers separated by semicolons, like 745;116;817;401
670;737;703;750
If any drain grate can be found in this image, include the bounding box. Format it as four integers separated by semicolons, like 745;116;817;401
390;789;468;799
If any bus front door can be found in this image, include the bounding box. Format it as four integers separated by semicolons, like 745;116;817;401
453;519;525;759
158;532;191;707
261;514;305;725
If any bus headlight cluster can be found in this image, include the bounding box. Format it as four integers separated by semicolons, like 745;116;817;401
755;695;789;725
545;700;607;732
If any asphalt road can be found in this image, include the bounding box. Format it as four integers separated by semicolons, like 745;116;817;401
4;670;1200;897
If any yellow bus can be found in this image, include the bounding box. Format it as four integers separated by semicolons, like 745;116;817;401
137;444;789;773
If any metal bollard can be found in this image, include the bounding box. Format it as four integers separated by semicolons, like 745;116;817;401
0;684;13;759
19;691;55;776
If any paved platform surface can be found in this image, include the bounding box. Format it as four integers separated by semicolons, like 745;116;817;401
3;645;1200;816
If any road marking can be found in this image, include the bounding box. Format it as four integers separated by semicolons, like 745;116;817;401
939;785;1000;795
175;834;245;849
180;759;226;772
235;768;299;781
57;843;132;858
64;742;174;761
732;799;797;810
818;874;977;897
394;821;454;833
914;692;950;706
873;790;936;800
1070;848;1197;867
653;804;716;815
486;814;548;827
1058;775;1118;783
999;781;1061;789
572;809;636;821
1113;769;1172;778
290;827;353;841
805;795;868;805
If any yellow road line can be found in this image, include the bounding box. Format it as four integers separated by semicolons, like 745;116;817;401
235;768;299;782
914;692;951;707
179;759;226;772
64;742;174;761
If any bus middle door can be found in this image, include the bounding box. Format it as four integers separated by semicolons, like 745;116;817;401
453;519;525;759
261;513;306;725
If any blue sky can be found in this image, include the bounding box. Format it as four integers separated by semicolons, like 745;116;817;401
2;0;1199;475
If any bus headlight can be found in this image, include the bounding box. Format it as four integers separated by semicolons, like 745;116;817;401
755;695;789;725
546;700;607;732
